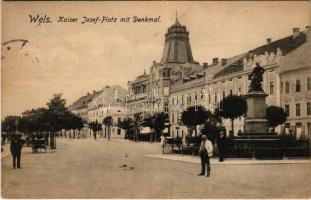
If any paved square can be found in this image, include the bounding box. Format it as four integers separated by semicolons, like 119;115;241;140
2;138;311;198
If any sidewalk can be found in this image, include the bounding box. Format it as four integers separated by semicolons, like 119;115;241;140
144;153;311;165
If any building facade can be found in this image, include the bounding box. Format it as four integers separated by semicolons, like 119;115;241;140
278;28;311;139
126;71;150;116
169;26;311;138
127;18;204;117
70;85;129;137
71;19;311;140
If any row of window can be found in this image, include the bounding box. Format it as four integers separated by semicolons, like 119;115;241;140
90;110;108;117
281;78;311;94
284;102;311;117
170;102;311;124
171;112;181;124
131;85;147;94
171;77;311;101
78;111;88;116
171;88;241;106
172;76;311;103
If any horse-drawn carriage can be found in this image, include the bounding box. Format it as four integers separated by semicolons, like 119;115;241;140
32;138;47;153
27;133;47;153
162;137;183;154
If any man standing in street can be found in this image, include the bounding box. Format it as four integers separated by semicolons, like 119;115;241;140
93;131;97;140
10;134;24;169
108;128;111;141
198;135;213;177
217;129;227;162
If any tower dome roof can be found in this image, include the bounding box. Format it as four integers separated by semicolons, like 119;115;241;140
161;18;195;64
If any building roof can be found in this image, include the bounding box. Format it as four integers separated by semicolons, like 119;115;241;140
160;20;196;64
131;72;150;84
249;32;306;58
214;31;307;78
69;90;102;111
279;30;311;74
213;58;244;78
69;85;128;111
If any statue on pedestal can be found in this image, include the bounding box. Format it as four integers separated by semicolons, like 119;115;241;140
244;62;269;133
248;63;265;92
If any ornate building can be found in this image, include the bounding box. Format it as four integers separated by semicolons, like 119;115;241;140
279;27;311;139
72;18;310;140
126;70;150;115
126;18;204;116
148;18;203;115
70;85;128;137
169;26;311;138
87;85;128;123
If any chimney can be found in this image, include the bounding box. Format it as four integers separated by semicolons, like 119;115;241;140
306;26;311;34
266;38;272;45
203;63;208;69
221;58;227;66
87;92;90;95
212;58;219;65
153;60;156;65
93;90;96;94
293;27;300;39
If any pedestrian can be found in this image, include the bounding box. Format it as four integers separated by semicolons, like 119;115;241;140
108;128;111;141
217;129;227;162
10;134;24;169
93;132;97;140
198;135;213;177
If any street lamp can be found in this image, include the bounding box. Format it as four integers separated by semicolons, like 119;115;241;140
14;118;19;135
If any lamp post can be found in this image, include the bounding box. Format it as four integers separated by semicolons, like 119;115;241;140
45;122;50;146
14;118;19;134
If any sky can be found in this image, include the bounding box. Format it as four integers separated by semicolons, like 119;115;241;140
1;1;310;118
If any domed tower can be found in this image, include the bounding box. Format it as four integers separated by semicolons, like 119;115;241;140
161;17;195;64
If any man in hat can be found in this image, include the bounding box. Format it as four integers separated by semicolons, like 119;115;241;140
198;135;213;177
217;129;227;162
10;134;24;169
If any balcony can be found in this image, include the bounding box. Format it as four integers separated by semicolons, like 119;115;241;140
126;93;148;103
136;93;148;100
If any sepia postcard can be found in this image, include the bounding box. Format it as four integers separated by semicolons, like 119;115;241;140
1;1;311;199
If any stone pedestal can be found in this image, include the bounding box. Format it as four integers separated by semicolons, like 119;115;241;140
243;91;269;133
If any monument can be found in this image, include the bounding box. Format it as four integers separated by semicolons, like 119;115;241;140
243;63;269;133
234;63;280;158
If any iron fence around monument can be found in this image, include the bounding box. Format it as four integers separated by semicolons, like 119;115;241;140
225;134;310;159
168;133;310;158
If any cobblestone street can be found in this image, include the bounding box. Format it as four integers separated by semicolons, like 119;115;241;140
2;138;311;198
